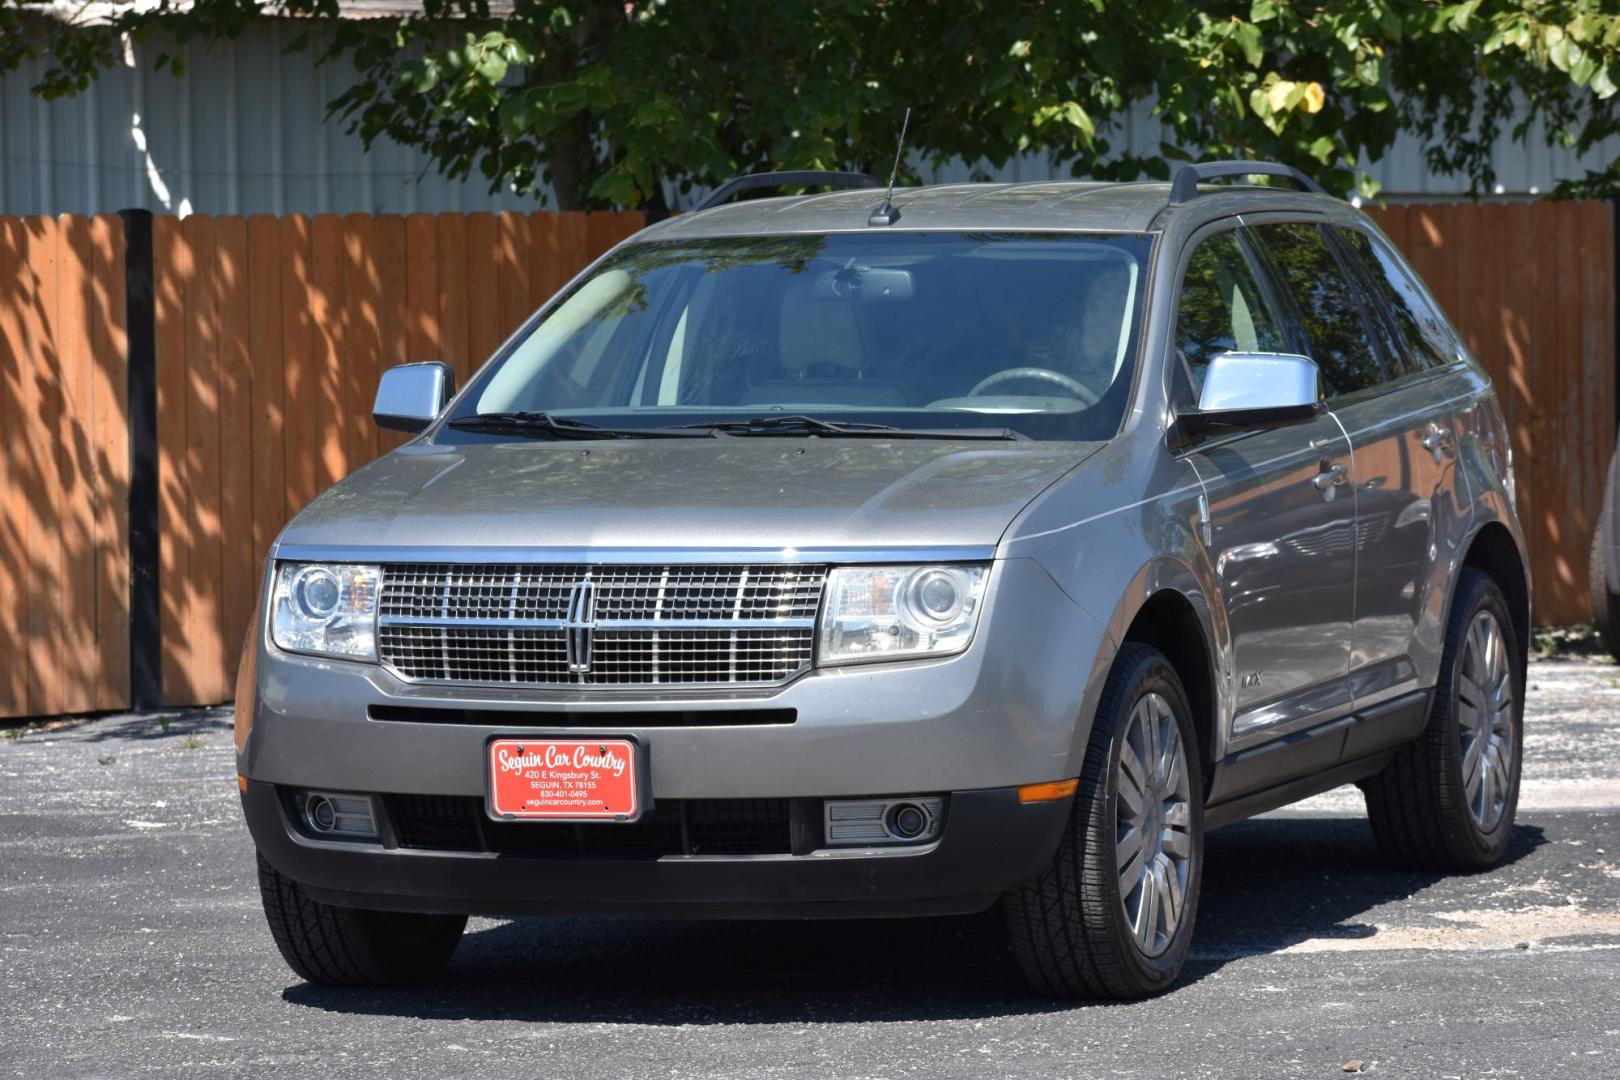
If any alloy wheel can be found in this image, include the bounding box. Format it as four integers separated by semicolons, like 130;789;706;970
1115;691;1193;958
1458;609;1516;830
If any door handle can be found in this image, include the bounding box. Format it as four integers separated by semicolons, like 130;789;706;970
1420;424;1454;457
1313;463;1348;493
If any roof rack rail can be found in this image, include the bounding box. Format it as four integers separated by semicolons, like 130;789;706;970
694;170;880;213
1167;160;1324;206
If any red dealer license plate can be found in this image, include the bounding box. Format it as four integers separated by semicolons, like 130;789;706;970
486;737;642;822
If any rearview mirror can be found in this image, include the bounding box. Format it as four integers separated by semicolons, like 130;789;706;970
1177;352;1321;439
374;361;455;433
812;265;914;302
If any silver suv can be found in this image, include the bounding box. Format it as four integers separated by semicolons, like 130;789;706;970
236;161;1529;999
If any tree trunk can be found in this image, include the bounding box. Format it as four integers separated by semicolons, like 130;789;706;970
546;116;596;211
542;0;620;210
643;183;671;222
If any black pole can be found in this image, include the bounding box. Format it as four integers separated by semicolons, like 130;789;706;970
119;209;161;710
1613;196;1620;436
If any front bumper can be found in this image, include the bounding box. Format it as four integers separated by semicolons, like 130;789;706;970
239;558;1109;798
243;779;1073;918
237;556;1106;916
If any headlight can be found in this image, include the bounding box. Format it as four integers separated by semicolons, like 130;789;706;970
270;563;381;661
818;564;989;666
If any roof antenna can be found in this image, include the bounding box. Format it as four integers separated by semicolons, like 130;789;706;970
868;107;911;226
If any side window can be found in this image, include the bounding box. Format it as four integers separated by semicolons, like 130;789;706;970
1252;223;1384;397
1174;231;1286;398
1334;226;1454;374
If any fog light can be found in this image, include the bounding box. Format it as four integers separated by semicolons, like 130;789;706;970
888;803;929;838
300;791;378;838
824;796;944;846
310;796;337;830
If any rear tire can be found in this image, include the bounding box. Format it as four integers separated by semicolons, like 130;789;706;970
1002;643;1204;999
1361;570;1524;871
1589;518;1620;661
257;852;467;986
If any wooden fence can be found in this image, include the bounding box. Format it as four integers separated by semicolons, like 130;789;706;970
150;210;643;705
0;202;1613;717
0;214;130;719
1368;202;1616;631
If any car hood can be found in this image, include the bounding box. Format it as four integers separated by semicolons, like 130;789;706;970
274;438;1103;556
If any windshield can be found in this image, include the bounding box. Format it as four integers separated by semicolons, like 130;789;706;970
442;231;1151;442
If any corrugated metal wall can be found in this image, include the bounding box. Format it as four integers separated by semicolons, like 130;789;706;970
1;23;547;218
919;105;1620;202
4;22;1620;216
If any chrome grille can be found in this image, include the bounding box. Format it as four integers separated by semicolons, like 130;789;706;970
377;564;826;687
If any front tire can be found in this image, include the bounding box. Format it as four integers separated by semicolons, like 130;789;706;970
1002;643;1204;999
257;852;467;986
1361;569;1524;871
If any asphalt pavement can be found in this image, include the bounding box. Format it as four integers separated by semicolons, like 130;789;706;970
2;656;1618;1079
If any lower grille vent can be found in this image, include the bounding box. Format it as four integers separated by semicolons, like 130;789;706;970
384;795;794;858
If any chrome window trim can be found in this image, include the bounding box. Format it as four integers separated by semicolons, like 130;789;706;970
274;543;998;566
1316;359;1471;412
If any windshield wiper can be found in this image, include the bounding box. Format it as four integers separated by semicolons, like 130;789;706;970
680;415;1027;440
446;411;707;439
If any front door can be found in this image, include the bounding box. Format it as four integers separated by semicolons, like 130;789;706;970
1171;224;1357;745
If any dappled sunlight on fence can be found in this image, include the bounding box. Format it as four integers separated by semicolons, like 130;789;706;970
1369;202;1616;627
148;210;643;706
0;214;130;718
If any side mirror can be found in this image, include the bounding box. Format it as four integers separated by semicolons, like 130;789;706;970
374;361;455;433
1177;352;1321;439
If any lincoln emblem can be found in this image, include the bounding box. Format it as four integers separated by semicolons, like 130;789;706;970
563;580;598;673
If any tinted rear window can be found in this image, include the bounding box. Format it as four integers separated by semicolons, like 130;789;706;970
1335;226;1454;376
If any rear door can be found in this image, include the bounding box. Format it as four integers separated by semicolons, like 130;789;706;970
1247;220;1450;712
1172;223;1357;746
1331;223;1478;704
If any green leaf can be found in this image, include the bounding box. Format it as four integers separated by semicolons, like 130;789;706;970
1232;21;1264;67
474;53;508;84
1249;84;1273;119
498;94;529;138
588;168;639;207
1045;99;1096;138
1309;135;1337;163
548;81;588;112
408;59;440;94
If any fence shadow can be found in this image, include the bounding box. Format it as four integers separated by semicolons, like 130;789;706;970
72;708;233;743
279;814;1545;1025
